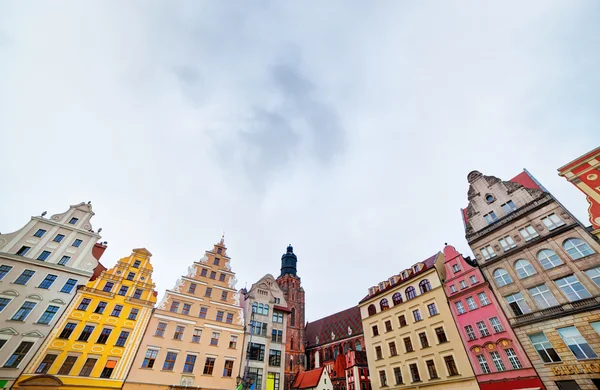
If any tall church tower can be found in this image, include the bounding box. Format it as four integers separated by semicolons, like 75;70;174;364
276;245;305;389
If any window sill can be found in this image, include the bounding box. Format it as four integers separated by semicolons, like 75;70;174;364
448;374;461;377
411;380;422;384
421;346;431;349
429;377;440;380
429;313;439;317
161;369;174;372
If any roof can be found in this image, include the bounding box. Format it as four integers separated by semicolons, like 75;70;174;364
358;253;439;304
558;146;600;172
274;304;291;313
305;306;363;348
292;367;325;389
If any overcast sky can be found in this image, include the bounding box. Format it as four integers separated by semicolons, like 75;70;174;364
1;1;599;321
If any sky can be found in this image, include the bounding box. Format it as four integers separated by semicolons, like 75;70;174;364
1;1;599;321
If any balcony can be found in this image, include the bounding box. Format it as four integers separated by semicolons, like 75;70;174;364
511;296;600;326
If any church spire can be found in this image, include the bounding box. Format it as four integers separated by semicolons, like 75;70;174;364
280;244;298;277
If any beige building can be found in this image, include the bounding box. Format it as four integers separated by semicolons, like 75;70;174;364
123;237;244;390
240;274;289;390
359;252;478;390
0;202;105;389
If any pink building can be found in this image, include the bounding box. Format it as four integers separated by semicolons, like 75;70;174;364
443;244;543;390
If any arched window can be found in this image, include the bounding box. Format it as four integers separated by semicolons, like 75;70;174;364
367;304;376;316
355;340;362;351
405;286;416;300
252;302;258;313
564;238;594;260
290;307;296;326
264;304;269;315
380;298;389;311
514;259;536;279
392;292;402;306
419;279;432;293
537;249;563;269
334;346;339;360
493;269;513;287
258;303;264;314
324;348;330;361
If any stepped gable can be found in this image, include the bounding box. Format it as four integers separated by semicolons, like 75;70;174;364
305;306;362;348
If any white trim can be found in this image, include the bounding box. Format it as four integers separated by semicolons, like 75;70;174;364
210;300;242;310
224;356;238;360
205;353;218;358
167;348;181;352
212;285;237;293
182;277;207;286
205;324;244;334
154;314;197;325
165;290;205;303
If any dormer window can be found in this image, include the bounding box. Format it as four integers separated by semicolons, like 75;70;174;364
413;265;420;273
485;194;495;204
501;200;517;213
378;282;386;291
484;212;498;224
68;217;79;225
401;271;407;279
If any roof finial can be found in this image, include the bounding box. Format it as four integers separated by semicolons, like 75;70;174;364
220;231;225;245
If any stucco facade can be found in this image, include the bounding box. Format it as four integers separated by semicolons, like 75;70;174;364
123;237;244;390
463;170;600;390
359;252;478;390
0;202;104;389
240;274;288;390
13;248;157;390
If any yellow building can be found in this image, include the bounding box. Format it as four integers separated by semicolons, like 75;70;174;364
359;252;479;390
14;248;157;390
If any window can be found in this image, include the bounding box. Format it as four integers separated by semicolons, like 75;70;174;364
126;272;135;281
54;234;65;243
97;328;112;344
477;355;491;374
490;351;506;371
455;301;466;314
413;309;422;322
399;315;407;327
199;307;208;318
404;337;413;352
478;292;491;306
214;257;220;265
460;280;467;289
481;246;496;260
493;269;513;287
16;246;31;256
372;325;379;336
128;308;139;320
103;281;114;292
563;238;594;260
585;267;600;288
506;293;531;316
205;287;212;297
35;354;57;374
58;256;71;265
174;325;185;340
273;312;284;323
210;332;219;346
379;370;387;387
69;217;79;224
392;292;402;305
37;251;51;261
558;326;598;359
409;363;421;382
427;303;438;316
100;360;117;378
155;322;167;337
387;341;397;356
406;286;416;300
502;200;517;213
118;286;129;296
529;332;561;363
163;351;178;371
452;264;460;273
210;271;216;279
444;356;459;376
393;367;403;385
78;325;95;341
542;213;565;230
116;331;129;347
555;275;591;301
505;348;522;369
269;349;282;366
385;320;392;332
77;298;91;311
219;273;226;282
519;225;539;241
133;289;143;299
515;259;536;279
189;283;197;293
190;328;202;343
529;284;559;309
435;327;448;343
216;310;224;322
470;275;478;284
72;239;83;247
4;341;33;368
38;305;59;324
556;381;580;390
200;268;208;277
223;359;234;377
271;330;283;343
58;356;78;375
221;291;228;301
499;236;517;251
465;325;477;340
229;335;238;348
182;303;191;315
133;260;141;268
170;301;179;313
0;265;13;280
489;317;504;333
38;274;58;289
380;298;390;311
14;269;35;285
60;278;78;293
248;342;266;361
477;321;490;337
419;332;429;348
466;297;478;310
111;305;123;317
426;360;438;379
368;304;377;316
374;345;383;360
0;298;11;312
419;279;432;293
142;349;158;368
450;285;457;293
11;301;36;321
484;212;499;224
34;228;47;237
183;354;196;373
537;249;563;269
58;323;77;339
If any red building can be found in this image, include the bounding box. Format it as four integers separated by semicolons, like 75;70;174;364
442;244;544;390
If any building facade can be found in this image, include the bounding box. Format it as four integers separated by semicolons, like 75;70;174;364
558;146;600;239
344;350;369;390
462;169;600;390
359;252;478;390
276;245;306;389
123;237;244;390
442;244;543;390
13;248;157;390
0;202;105;389
240;274;289;390
291;367;332;390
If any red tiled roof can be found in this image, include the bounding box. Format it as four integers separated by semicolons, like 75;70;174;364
274;305;291;313
305;307;363;348
292;367;324;389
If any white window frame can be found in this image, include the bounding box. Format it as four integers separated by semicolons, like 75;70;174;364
490;351;506;371
505;348;522;369
537;249;563;270
489;317;504;333
499;236;516;251
465;325;476;340
542;213;565;231
477;355;491;374
455;301;466;315
558;326;598;359
470;275;478;284
529;284;559;309
493;269;513;287
481;246;496;260
555;275;592;302
519;225;539;241
466;297;478;310
505;293;531;316
514;259;536;279
478;292;491;306
476;321;490;337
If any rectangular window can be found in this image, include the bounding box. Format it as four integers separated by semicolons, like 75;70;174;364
269;349;282;366
182;303;191;315
11;301;36;321
460;280;467;289
409;363;420;382
37;250;52;261
393;367;403;385
427;303;438;316
59;323;77;339
116;331;129;347
126;272;135;281
35;353;57;374
384;320;392;332
558;326;598;359
111;305;123;317
490;351;506;371
174;325;185;340
162;351;178;371
204;357;216;375
452;264;460;273
555;275;592;302
0;298;11;312
14;269;35;285
465;325;477;340
183;354;196;373
413;309;422;322
97;328;112;344
133;289;143;299
216;311;224;322
489;317;504;333
450;285;457;293
69;217;79;224
0;265;13;280
205;287;212;297
4;341;34;368
210;271;216;279
219;273;226;282
200;269;207;277
16;246;31;256
100;360;117;378
502;200;517;213
542;213;565;231
505;348;522;369
478;292;491;306
38;305;59;324
455;301;466;314
211;332;220;346
221;291;228;301
192;329;202;343
435;327;448;343
77;298;91;311
389;341;398;356
170;301;179;313
214;258;220;266
60;278;78;293
77;325;95;341
189;283;197;293
142;349;158;368
72;239;83;247
470;275;478;284
58;255;71;266
419;332;429;348
477;355;491;374
155;322;167;337
38;274;57;289
133;260;141;268
444;355;459;376
585;267;600;287
399;315;407;327
271;330;283;343
484;212;499;224
375;346;383;360
54;234;65;243
226;313;234;324
223;360;234;377
229;335;238;349
118;286;129;296
477;321;490;337
58;356;78;375
529;284;559;309
372;325;379;336
426;360;438;379
34;228;47;237
529;332;561;363
480;246;496;260
379;370;387;387
128;308;139;320
506;293;532;316
404;337;413;352
499;236;517;251
466;297;478;310
103;282;114;292
199;307;208;318
519;225;539;241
